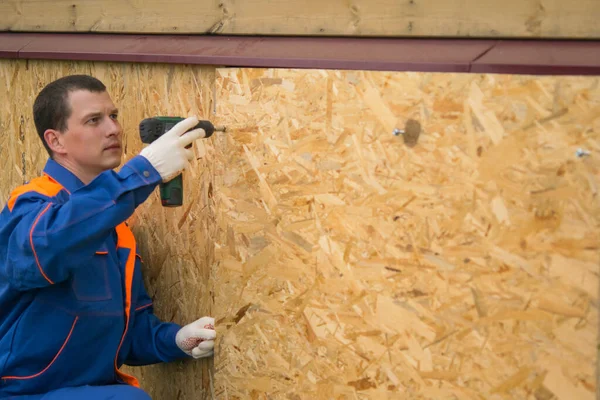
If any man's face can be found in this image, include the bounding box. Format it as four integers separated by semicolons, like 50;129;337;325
59;90;123;175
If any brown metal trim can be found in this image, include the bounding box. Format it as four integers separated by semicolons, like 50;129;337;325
1;32;599;75
0;33;37;58
470;40;600;76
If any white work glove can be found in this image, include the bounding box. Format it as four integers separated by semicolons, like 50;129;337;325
139;116;206;182
175;316;216;359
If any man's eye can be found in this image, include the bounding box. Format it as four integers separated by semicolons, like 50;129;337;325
111;114;119;120
88;117;99;124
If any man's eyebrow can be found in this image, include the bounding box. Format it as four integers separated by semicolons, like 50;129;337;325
81;111;103;121
81;109;119;120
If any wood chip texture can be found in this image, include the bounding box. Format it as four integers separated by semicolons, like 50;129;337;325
212;69;600;400
0;59;598;400
0;59;217;400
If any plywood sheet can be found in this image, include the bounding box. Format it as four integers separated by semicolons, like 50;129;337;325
0;59;217;400
212;68;600;399
1;58;599;400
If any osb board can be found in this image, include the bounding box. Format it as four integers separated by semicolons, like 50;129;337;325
0;59;217;400
211;68;600;399
1;0;600;38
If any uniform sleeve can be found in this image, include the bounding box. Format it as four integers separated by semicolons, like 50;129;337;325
124;275;190;366
0;156;162;291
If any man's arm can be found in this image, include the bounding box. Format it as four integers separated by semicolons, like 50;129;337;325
125;266;215;365
0;156;161;290
125;306;216;365
124;282;191;366
0;116;206;291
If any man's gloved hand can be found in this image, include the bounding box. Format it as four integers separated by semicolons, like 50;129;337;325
139;116;206;182
175;316;216;359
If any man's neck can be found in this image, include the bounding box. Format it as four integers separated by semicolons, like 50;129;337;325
52;156;98;185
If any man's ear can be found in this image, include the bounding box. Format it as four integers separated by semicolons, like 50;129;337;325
44;129;67;155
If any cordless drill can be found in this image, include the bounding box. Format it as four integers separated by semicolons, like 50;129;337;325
139;117;226;207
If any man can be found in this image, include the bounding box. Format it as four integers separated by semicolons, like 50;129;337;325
0;75;216;399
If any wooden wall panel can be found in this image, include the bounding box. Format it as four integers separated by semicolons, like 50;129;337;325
212;68;599;399
1;58;599;400
0;59;217;400
1;0;599;38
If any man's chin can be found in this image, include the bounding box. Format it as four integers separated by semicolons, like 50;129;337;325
104;157;122;171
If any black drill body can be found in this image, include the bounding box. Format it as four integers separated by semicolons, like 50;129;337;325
139;116;225;207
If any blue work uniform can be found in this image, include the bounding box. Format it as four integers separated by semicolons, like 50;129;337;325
0;156;191;399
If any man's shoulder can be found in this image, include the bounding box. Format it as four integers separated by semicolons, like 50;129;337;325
6;174;65;212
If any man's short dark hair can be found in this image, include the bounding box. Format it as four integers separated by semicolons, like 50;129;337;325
33;75;106;156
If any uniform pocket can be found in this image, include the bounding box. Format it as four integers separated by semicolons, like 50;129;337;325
71;247;113;302
0;302;79;395
1;317;78;382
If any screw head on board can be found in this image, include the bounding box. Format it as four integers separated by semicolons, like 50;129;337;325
393;120;422;147
576;148;591;158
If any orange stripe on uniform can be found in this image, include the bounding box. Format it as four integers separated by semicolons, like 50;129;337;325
113;223;140;388
30;204;54;285
9;174;66;285
134;303;152;312
7;174;65;212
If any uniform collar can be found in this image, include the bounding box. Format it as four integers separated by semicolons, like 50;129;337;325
42;158;85;194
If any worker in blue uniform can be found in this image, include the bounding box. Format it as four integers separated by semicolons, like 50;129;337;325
0;75;216;399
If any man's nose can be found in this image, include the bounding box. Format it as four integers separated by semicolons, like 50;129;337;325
106;118;122;137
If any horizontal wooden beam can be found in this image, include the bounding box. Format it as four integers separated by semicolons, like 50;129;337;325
1;0;599;39
1;33;599;76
